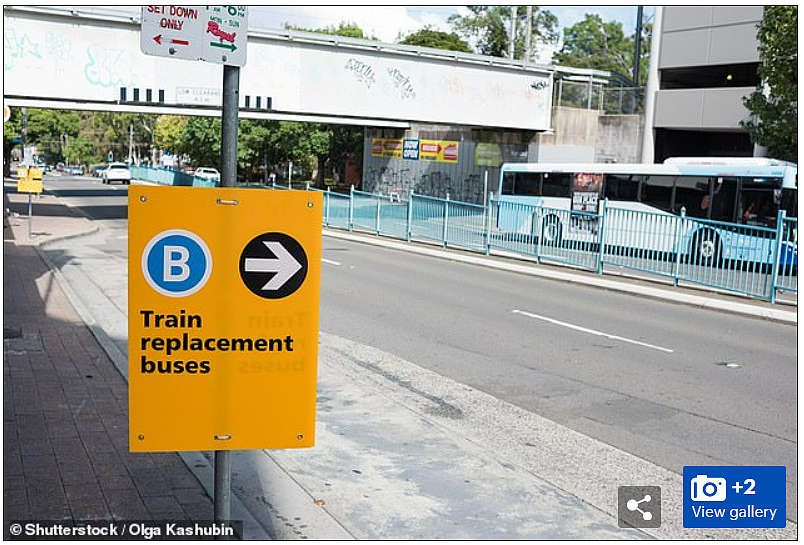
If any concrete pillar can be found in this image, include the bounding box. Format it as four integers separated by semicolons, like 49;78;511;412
640;6;663;164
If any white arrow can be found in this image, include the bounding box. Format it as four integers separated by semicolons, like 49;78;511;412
244;241;303;290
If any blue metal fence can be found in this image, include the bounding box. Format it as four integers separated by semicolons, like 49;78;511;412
131;166;218;187
267;184;799;304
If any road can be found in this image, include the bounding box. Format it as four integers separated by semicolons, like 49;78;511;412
37;174;799;522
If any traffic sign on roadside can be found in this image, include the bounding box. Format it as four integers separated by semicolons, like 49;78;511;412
140;6;248;66
201;6;248;66
128;186;322;452
140;6;204;61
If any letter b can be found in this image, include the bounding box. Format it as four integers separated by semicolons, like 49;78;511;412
164;245;190;281
141;355;155;373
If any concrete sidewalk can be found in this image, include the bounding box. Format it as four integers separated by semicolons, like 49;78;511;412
3;198;213;537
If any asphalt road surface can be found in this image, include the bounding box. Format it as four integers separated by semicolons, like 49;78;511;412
36;174;800;520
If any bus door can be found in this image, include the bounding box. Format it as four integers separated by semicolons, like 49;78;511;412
738;178;781;228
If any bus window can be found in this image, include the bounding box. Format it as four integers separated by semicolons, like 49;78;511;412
603;174;640;202
673;176;711;218
502;172;516;195
641;175;674;212
708;177;739;223
781;188;797;218
739;179;780;227
514;173;541;196
541;173;571;198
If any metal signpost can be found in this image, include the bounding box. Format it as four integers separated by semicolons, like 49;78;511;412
139;7;265;535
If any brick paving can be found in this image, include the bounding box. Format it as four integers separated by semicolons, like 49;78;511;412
3;203;213;538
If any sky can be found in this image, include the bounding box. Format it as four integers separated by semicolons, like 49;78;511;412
245;5;654;42
66;5;653;62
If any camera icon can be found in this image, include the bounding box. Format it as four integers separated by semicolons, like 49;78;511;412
690;475;727;501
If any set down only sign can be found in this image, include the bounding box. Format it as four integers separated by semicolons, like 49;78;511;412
128;186;322;452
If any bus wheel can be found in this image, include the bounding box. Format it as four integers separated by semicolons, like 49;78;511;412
691;230;720;266
542;216;563;246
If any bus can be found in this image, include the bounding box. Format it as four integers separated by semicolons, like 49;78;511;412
497;158;797;266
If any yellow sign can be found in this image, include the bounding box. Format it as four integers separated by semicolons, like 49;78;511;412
17;168;43;193
371;138;403;158
128;186;322;452
419;140;459;163
17;178;43;193
372;138;459;163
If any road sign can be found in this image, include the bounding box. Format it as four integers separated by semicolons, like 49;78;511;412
140;6;204;61
128;186;322;452
202;6;248;66
239;233;307;299
140;6;248;67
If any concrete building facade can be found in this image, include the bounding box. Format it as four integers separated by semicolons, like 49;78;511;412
647;6;764;162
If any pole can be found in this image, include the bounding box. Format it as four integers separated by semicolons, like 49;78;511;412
129;124;134;165
632;5;644;114
508;6;516;60
21;107;27;166
28;193;32;239
525;5;533;63
215;63;239;537
641;6;663;163
220;65;240;189
288;161;293;189
632;6;644;89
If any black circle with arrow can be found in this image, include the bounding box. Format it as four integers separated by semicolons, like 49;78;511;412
239;233;308;299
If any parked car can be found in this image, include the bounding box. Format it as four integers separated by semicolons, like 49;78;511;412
194;167;220;184
91;165;106;177
66;165;85;175
102;163;131;185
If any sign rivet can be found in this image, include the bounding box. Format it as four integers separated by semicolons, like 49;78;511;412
297;434;304;440
308;202;313;208
140;196;147;202
138;434;145;440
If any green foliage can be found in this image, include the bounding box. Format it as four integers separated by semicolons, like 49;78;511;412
153;115;187;155
284;21;376;40
449;6;558;59
179;117;221;167
553;14;651;82
24;108;81;161
742;6;797;162
3;107;21;176
64;136;96;165
398;27;472;53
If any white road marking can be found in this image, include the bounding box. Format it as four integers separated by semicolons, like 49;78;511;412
322;258;342;266
512;309;674;354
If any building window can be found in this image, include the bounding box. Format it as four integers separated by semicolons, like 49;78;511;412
660;63;760;90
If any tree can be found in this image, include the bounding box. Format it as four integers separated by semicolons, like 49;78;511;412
153;115;187;156
449;6;558;59
284;21;376;40
742;6;797;162
24;108;81;162
553;14;651;83
398;27;472;53
179;117;221;167
3;108;21;175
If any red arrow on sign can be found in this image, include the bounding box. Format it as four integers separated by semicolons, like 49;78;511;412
153;34;162;45
171;39;189;45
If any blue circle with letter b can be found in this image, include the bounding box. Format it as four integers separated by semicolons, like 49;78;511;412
142;229;212;297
